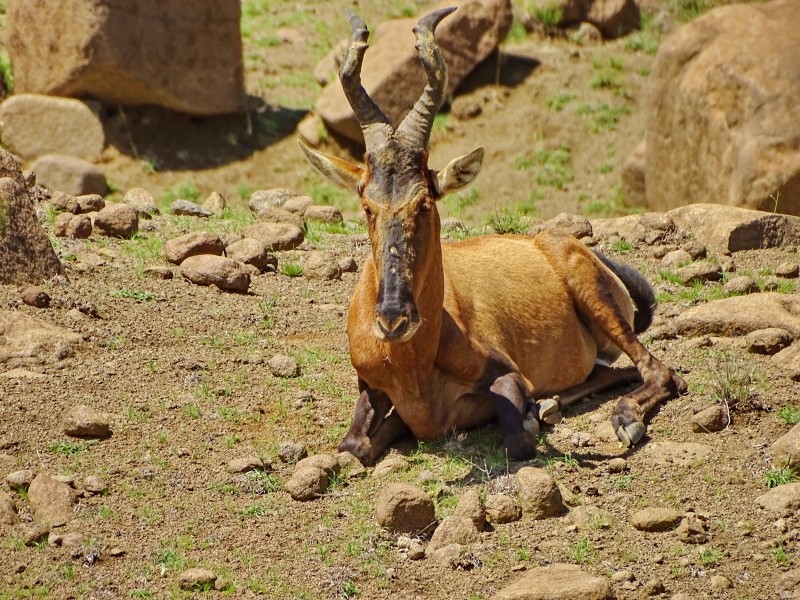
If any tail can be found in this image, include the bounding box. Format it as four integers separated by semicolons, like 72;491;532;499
593;251;655;334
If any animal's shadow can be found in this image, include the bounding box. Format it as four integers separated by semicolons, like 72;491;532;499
380;378;655;490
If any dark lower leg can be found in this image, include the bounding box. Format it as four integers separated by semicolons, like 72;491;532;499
490;373;536;460
339;387;409;465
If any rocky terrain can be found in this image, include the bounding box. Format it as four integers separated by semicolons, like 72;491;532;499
1;0;799;599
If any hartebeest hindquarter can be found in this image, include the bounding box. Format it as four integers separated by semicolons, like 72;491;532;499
299;7;687;465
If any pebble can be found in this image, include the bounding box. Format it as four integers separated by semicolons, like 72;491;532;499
710;575;731;591
607;457;627;473
21;286;51;308
178;568;217;590
641;578;665;597
226;456;263;474
277;441;307;463
62;404;111;439
268;354;299;378
83;475;107;495
6;469;35;489
171;199;212;217
775;262;800;278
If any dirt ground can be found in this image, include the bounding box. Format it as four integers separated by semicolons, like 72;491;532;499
2;1;797;599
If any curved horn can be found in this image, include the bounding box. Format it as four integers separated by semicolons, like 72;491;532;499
340;11;392;150
395;7;456;149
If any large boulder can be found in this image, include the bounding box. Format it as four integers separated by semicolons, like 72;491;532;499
0;150;63;285
645;0;800;214
30;154;107;196
5;0;245;116
315;0;513;144
0;94;105;159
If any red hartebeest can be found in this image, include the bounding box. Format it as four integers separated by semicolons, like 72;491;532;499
299;7;687;465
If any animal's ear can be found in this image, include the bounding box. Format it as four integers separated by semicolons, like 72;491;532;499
297;139;365;193
433;147;484;198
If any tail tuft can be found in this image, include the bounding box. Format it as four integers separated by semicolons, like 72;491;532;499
593;251;655;334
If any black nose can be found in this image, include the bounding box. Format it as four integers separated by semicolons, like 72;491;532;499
375;307;410;340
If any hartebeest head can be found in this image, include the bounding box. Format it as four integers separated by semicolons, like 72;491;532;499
300;7;484;343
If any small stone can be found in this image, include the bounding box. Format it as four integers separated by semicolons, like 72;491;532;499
304;204;343;224
283;195;315;214
675;514;709;544
295;454;340;477
428;543;463;566
407;540;426;560
178;568;217;590
335;451;366;479
83;475;107;495
723;275;759;296
454;489;486;532
28;474;77;527
485;494;522;524
631;507;683;532
75;194;104;213
268;354;299;378
225;238;277;272
277;441;307;463
775;569;800;600
242;222;304;251
248;188;300;213
744;328;792;355
171;199;212;217
180;255;250;292
93;203;138;237
771;423;800;470
681;240;707;260
710;575;731;591
143;266;174;279
427;515;479;554
202;191;226;215
50;191;80;213
286;466;329;501
6;469;35;489
489;563;613;599
679;262;722;285
611;570;634;582
226;456;263;474
755;482;800;514
21;286;50;308
255;205;305;229
640;578;665;597
607;457;627;473
376;483;435;535
62;532;84;548
124;187;159;216
31;154;107;196
24;523;49;546
109;547;126;557
651;244;677;259
515;467;564;519
62;404;111;439
451;96;483;120
775;262;800;279
661;249;692;270
164;231;225;265
373;455;409;478
338;256;358;273
570;505;611;531
304;251;341;280
690;404;729;433
0;490;18;524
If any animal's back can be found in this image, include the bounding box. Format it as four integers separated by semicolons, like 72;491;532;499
440;232;632;395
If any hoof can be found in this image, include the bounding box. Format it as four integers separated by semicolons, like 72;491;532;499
523;414;540;438
616;421;646;448
537;398;562;425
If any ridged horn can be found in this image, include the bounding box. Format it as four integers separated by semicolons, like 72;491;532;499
395;7;456;149
340;10;393;151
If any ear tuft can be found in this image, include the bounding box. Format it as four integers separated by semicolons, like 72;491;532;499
434;147;484;197
297;139;365;193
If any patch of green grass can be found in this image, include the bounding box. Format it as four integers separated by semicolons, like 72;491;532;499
247;469;283;494
532;1;563;26
610;239;633;254
609;473;637;491
546;93;576;112
577;103;631;133
444;188;481;216
772;543;792;567
341;579;360;599
673;0;709;22
50;439;93;456
110;288;154;302
597;162;613;174
568;537;593;564
0;51;14;93
764;467;798;489
159;180;200;206
486;208;528;235
534;146;574;189
707;351;754;408
280;261;304;277
697;546;724;566
583;186;636;218
590;71;625;93
184;404;200;419
120;234;166;277
505;19;528;44
778;407;800;425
